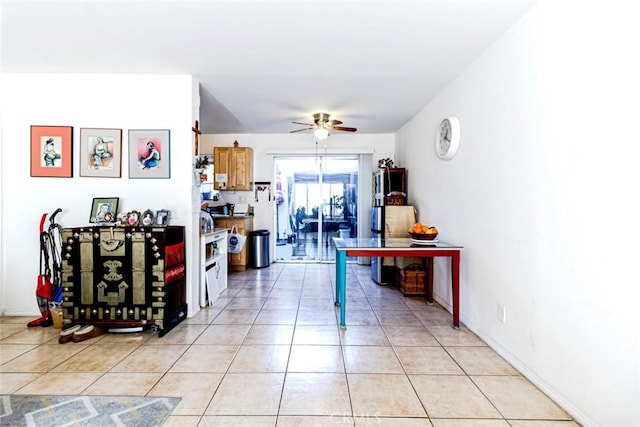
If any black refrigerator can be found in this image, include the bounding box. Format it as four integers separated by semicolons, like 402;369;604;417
371;205;416;284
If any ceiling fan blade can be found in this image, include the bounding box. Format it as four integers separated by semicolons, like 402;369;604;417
332;126;358;132
290;128;313;133
328;120;343;126
292;121;313;126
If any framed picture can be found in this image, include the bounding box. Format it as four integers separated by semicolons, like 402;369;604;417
30;125;73;177
156;209;169;226
79;128;122;177
128;129;170;179
126;210;141;227
89;197;119;224
141;209;155;227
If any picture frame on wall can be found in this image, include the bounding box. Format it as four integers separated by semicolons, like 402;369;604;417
30;125;73;177
128;129;170;179
79;128;122;177
89;197;119;224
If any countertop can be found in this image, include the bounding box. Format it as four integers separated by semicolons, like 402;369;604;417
210;214;253;219
200;228;228;237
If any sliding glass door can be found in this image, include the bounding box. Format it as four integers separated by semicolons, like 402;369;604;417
274;155;359;262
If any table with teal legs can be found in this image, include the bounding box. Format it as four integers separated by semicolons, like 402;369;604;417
334;238;463;329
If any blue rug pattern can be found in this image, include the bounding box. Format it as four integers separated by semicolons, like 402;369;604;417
0;394;180;426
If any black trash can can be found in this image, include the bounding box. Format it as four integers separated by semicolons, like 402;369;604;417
249;229;270;268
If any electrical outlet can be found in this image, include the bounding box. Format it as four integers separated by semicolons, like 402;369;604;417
238;195;247;203
497;304;506;324
166;206;179;219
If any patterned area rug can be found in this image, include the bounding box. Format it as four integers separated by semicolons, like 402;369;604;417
0;394;180;426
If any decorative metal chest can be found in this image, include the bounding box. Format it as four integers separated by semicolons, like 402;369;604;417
60;226;187;336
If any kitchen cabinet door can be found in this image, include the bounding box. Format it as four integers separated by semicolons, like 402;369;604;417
214;217;253;270
230;147;253;190
213;147;231;190
213;146;253;191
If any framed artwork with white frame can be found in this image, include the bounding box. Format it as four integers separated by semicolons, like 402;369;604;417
79;128;122;177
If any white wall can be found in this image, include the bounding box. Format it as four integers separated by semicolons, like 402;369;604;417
396;1;639;426
200;133;394;232
0;74;202;317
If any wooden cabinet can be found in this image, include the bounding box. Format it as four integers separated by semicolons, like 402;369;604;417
60;226;187;336
214;217;253;271
213;145;253;191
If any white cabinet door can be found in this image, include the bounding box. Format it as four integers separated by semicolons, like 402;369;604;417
201;230;228;306
205;260;223;305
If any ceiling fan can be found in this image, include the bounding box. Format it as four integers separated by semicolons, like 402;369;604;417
290;113;357;140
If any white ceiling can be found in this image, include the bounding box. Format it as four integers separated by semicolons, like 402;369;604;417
1;0;536;135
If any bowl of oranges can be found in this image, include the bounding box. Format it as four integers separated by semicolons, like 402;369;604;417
409;222;438;241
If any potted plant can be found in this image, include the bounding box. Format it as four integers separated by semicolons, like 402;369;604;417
195;155;210;170
194;155;210;184
377;158;394;169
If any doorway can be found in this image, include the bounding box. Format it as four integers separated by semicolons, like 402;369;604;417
274;156;359;262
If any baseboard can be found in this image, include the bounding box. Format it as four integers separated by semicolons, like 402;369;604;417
431;292;595;427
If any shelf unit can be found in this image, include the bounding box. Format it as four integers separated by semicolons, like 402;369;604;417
373;167;406;206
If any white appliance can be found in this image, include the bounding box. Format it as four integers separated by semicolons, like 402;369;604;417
233;203;249;215
371;205;416;284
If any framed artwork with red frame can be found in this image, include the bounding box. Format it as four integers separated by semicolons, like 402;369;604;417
30;125;74;177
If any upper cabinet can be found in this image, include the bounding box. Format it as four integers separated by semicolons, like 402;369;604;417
213;141;253;191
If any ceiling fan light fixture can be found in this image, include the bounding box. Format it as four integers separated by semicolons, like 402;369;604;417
291;112;356;138
314;127;330;140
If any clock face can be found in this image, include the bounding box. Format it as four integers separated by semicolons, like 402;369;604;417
438;119;451;156
436;116;460;160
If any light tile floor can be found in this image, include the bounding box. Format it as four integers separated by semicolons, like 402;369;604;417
0;263;580;426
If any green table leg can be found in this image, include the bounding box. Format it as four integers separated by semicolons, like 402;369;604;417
335;248;341;305
336;250;346;328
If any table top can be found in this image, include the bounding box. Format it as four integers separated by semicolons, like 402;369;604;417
333;237;463;250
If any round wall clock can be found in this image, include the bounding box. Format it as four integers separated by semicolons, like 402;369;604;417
435;116;461;160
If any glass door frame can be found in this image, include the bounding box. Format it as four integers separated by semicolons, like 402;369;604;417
273;154;361;263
